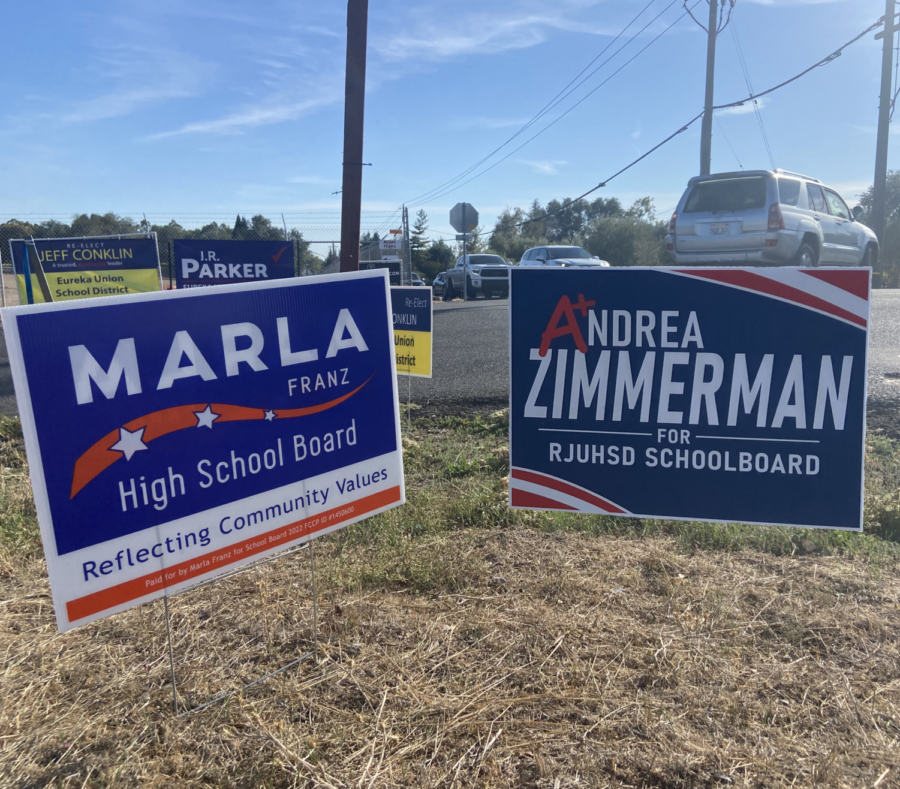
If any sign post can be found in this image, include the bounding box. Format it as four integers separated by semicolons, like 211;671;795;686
509;266;870;531
450;203;478;303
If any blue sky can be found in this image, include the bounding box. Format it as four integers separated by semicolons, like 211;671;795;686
0;0;891;243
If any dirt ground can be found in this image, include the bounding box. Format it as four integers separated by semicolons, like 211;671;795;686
1;527;898;788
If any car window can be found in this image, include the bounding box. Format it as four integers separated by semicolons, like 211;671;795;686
536;248;548;261
807;184;827;213
548;247;591;259
468;255;506;266
683;176;767;213
824;190;850;220
777;178;801;207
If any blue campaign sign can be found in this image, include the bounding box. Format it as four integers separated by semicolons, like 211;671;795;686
9;236;162;303
173;239;294;288
509;267;870;531
3;270;404;631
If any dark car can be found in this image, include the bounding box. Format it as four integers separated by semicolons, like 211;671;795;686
432;271;447;299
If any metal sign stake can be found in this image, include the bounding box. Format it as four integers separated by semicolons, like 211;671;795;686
161;542;320;716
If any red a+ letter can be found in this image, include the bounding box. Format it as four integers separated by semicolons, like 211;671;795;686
539;293;596;357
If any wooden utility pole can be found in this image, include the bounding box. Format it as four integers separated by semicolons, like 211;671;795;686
699;0;719;176
339;0;369;273
872;0;897;268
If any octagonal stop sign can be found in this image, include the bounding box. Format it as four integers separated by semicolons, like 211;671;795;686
450;203;479;234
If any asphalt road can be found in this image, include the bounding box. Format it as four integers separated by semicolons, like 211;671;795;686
0;293;898;430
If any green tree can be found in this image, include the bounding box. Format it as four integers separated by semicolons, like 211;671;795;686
545;198;589;242
456;225;485;257
625;197;657;223
859;172;900;285
582;216;665;267
249;215;284;241
70;212;138;236
410;209;430;270
586;197;624;221
524;199;547;241
421;238;454;282
323;247;340;271
232;215;250;240
488;207;531;262
359;231;382;262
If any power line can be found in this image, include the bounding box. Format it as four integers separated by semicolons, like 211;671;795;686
409;2;700;208
891;23;900;121
714;115;743;169
730;16;775;169
403;0;671;207
491;14;885;235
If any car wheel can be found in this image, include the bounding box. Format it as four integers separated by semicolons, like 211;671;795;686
444;281;455;301
795;242;818;267
466;276;476;299
861;245;877;268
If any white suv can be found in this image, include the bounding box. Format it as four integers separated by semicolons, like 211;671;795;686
665;170;878;267
519;245;610;267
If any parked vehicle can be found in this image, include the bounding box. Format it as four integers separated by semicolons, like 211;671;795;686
411;272;426;286
665;169;878;267
432;271;447;299
443;254;509;300
518;246;610;267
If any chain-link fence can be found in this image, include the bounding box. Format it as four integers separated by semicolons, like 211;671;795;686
0;211;413;307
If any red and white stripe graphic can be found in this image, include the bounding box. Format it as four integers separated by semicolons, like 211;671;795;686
669;268;870;329
510;468;631;514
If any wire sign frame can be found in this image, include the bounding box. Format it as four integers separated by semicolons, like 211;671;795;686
162;541;319;717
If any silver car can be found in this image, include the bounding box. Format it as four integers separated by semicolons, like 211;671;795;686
665;169;878;267
519;245;610;267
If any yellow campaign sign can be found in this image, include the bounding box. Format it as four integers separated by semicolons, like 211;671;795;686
16;269;161;304
391;287;432;378
10;236;162;304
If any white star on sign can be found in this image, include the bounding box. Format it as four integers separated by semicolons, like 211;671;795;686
264;409;277;421
111;427;148;461
194;405;220;429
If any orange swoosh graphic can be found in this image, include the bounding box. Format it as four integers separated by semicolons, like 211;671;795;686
69;374;375;498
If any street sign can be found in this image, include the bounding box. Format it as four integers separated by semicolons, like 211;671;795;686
389;229;403;235
380;237;402;250
509;266;870;531
455;234;468;241
450;203;478;234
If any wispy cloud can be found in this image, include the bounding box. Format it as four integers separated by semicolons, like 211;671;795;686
304;25;341;38
715;97;768;117
61;46;210;123
631;122;642;140
373;2;618;62
144;61;343;140
518;159;567;175
288;175;335;185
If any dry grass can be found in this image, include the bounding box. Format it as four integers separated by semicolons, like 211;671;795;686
1;413;899;788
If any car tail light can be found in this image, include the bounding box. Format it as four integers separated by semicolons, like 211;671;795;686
668;212;677;234
768;203;785;231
